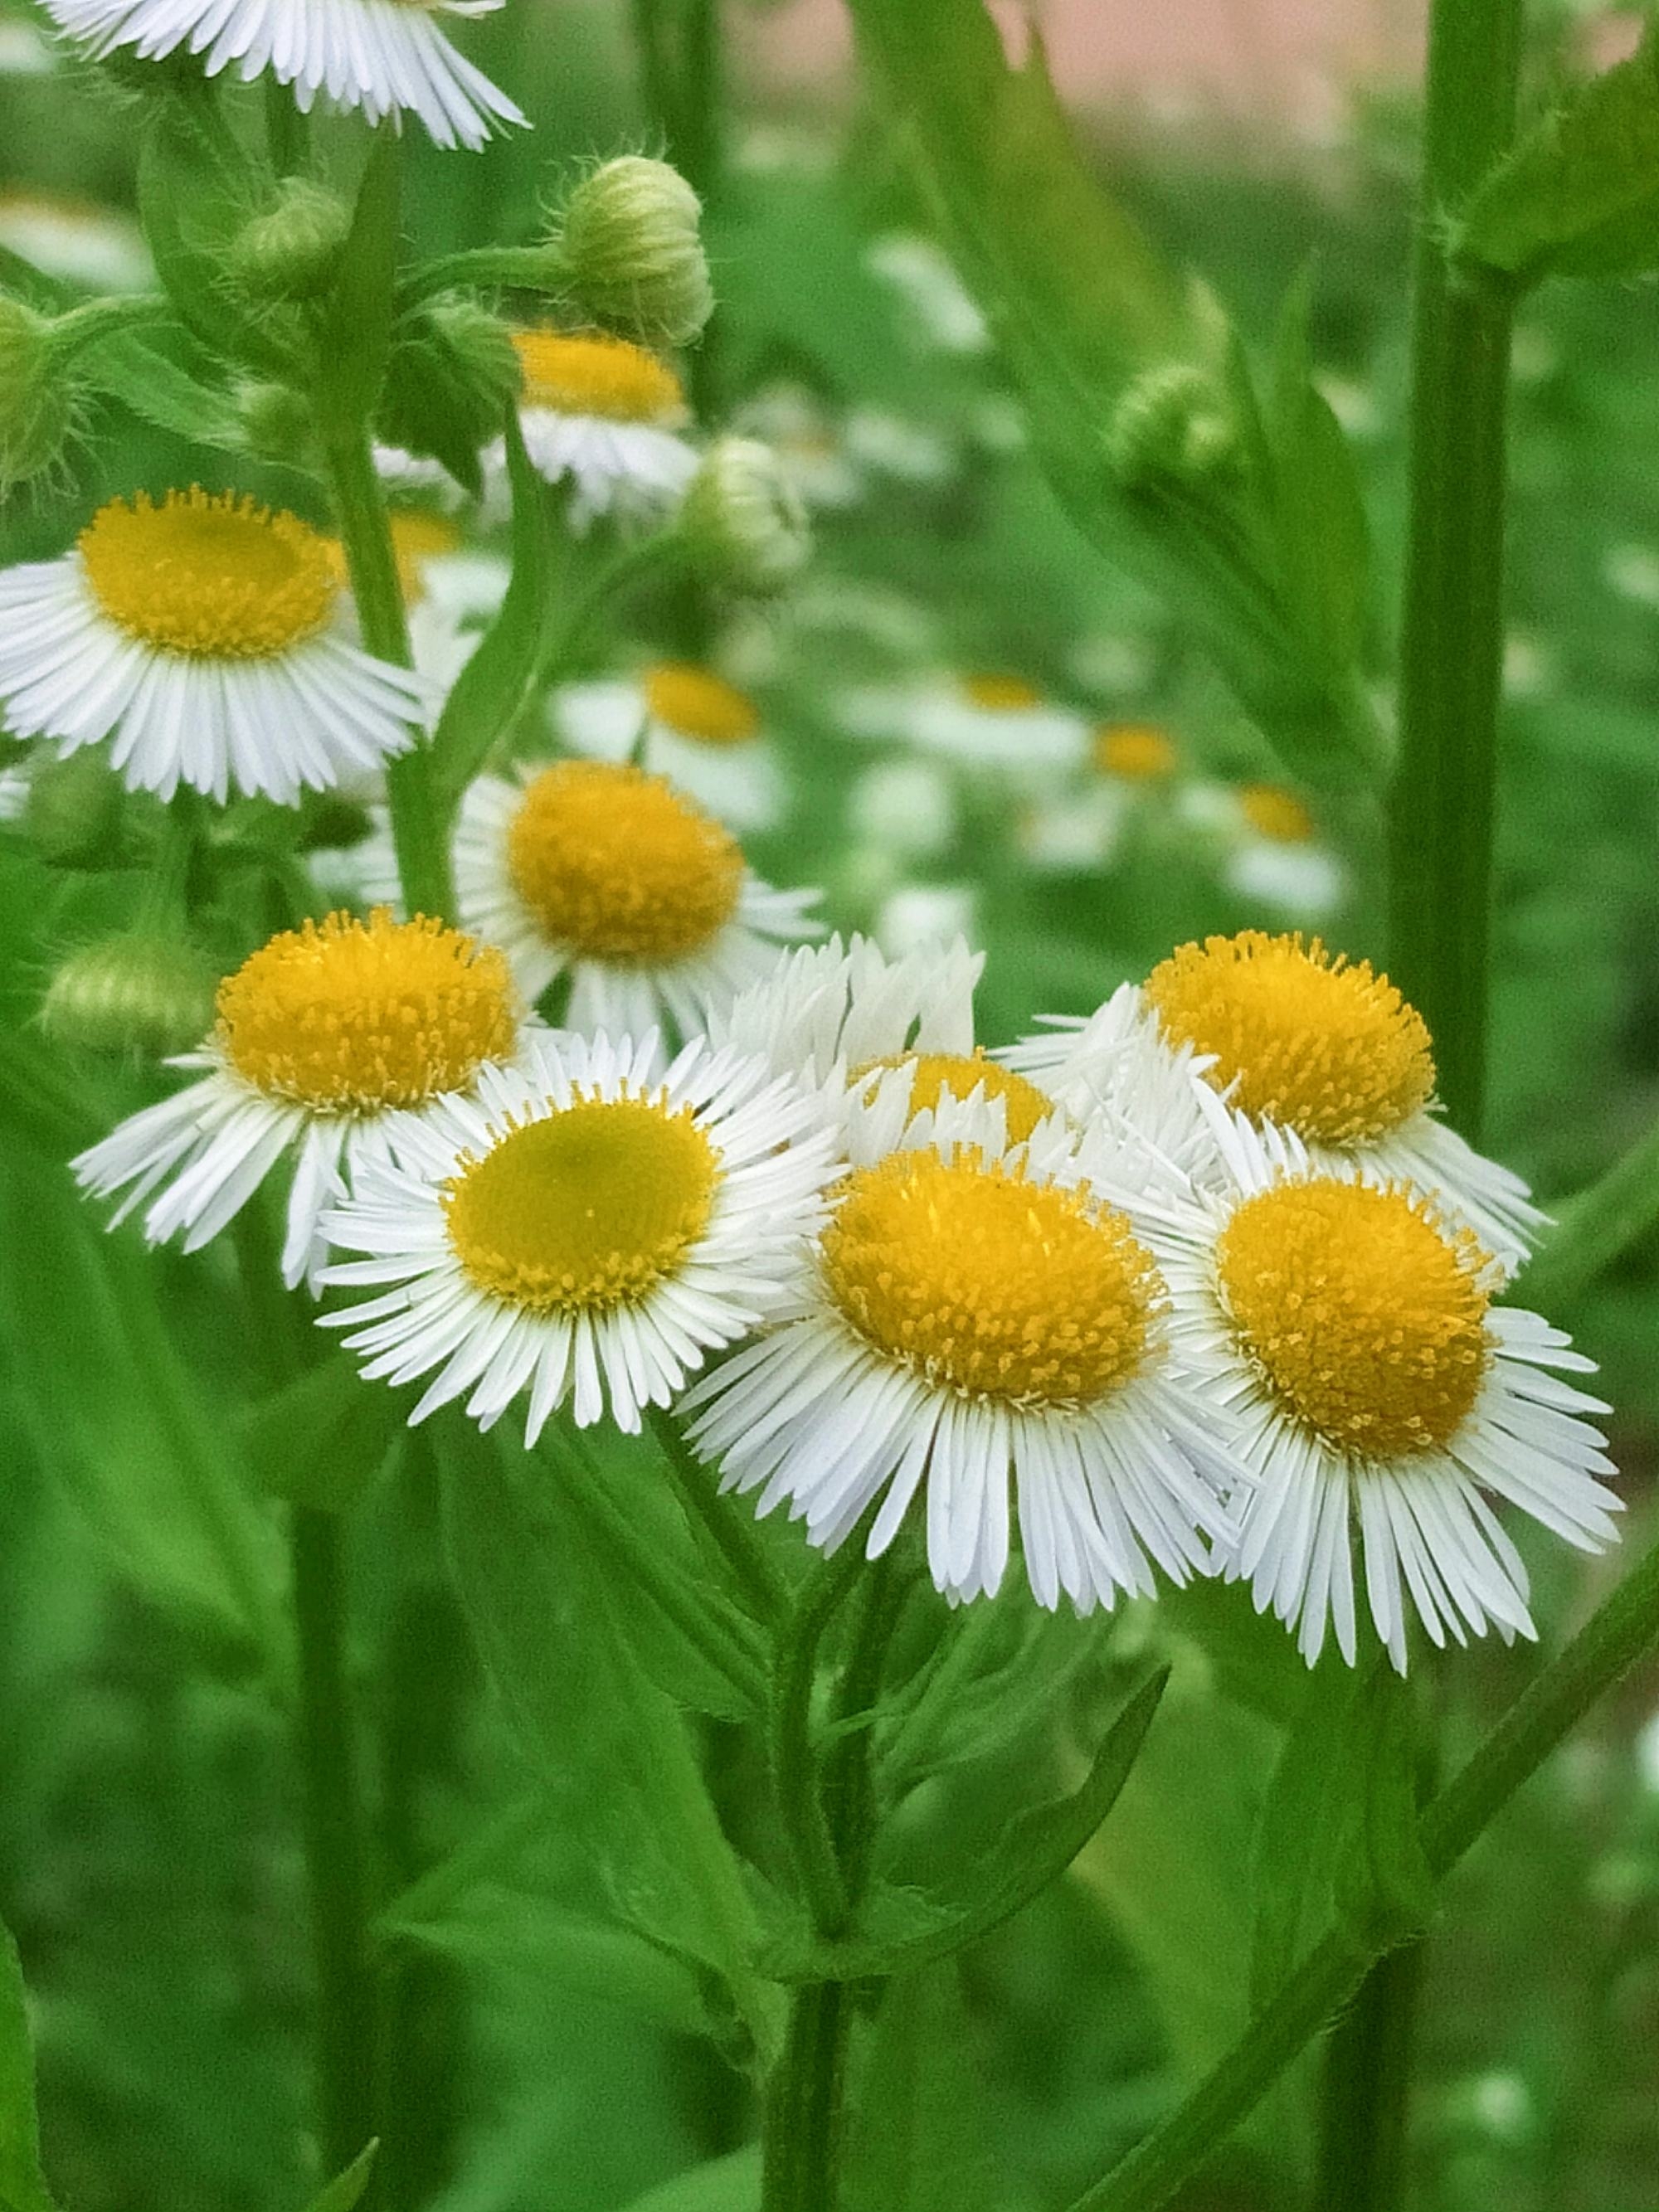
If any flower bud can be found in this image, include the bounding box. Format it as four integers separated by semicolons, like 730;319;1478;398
230;179;351;304
556;157;714;349
41;931;217;1058
1106;362;1240;490
24;751;126;869
0;294;76;493
679;435;810;597
236;379;318;469
378;294;521;483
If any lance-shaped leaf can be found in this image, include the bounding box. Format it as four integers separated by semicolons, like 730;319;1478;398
844;1966;1002;2212
317;126;401;437
137;99;289;372
299;2142;378;2212
78;330;246;455
618;2148;761;2212
0;1923;56;2212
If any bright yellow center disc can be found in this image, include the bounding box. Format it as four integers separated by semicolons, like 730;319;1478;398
859;1052;1052;1144
506;761;744;963
960;673;1043;712
821;1150;1160;1409
1215;1179;1492;1459
1238;783;1316;843
1144;931;1436;1146
444;1095;718;1312
512;330;684;423
1092;723;1178;780
219;910;515;1111
80;489;337;659
643;662;761;747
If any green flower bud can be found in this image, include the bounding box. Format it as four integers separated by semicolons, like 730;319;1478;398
679;435;810;597
378;294;520;489
230;179;351;304
0;295;77;493
1106;362;1241;489
236;379;318;469
41;931;217;1059
24;751;127;870
557;157;713;349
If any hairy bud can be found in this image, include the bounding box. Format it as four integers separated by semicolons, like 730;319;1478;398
230;179;351;304
0;295;76;493
41;931;216;1057
556;157;713;349
378;294;521;486
679;435;810;597
1106;362;1241;489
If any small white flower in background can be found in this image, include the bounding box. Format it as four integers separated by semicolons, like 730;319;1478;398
841;408;956;486
846;757;957;863
865;231;992;355
41;0;524;149
1501;631;1554;702
1018;781;1130;876
494;330;698;530
786;577;942;661
321;1029;839;1439
1141;1119;1618;1671
1604;542;1659;609
0;188;151;289
732;383;864;511
874;882;977;960
839;673;1088;780
455;757;819;1038
554;662;786;832
0;17;53;70
686;1085;1244;1611
1068;631;1159;703
1174;780;1346;920
0;489;428;805
75;910;537;1291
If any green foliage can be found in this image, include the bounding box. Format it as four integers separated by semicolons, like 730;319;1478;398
0;1924;56;2212
618;2148;761;2212
843;1966;1001;2212
316;129;401;438
298;2142;377;2212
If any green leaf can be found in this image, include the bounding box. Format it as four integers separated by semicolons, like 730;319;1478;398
136;99;285;371
1458;31;1659;280
239;1351;404;1513
1333;1669;1434;1953
78;329;246;451
1516;1112;1659;1310
1154;1578;1315;1727
617;2148;761;2212
844;1966;1000;2212
431;410;557;809
317;126;401;436
0;1923;56;2212
1248;1658;1372;2010
299;2141;378;2212
776;1670;1168;1981
1262;269;1370;684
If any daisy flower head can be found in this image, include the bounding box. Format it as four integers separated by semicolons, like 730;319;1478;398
0;489;428;805
554;661;785;831
41;0;524;149
839;672;1087;782
494;330;698;530
74;909;532;1291
321;1029;839;1440
686;1088;1243;1614
1151;1121;1619;1672
455;758;820;1038
1224;782;1346;917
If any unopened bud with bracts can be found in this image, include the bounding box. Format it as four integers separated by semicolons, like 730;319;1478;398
556;157;713;349
378;294;521;484
24;751;127;870
679;435;810;597
41;930;217;1058
0;295;77;493
230;179;351;304
1106;362;1241;491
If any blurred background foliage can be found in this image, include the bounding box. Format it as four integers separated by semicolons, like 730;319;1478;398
2;3;1659;2209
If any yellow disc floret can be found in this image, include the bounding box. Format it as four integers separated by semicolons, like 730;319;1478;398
1215;1178;1493;1459
512;329;684;423
961;673;1043;712
859;1052;1052;1144
1144;931;1436;1147
444;1095;717;1312
643;662;761;746
219;909;516;1111
820;1150;1160;1409
1093;722;1178;781
80;489;337;659
1238;783;1315;843
506;761;743;962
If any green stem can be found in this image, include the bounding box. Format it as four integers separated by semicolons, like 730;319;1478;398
292;1505;382;2180
1520;1111;1659;1310
320;423;455;921
647;1406;790;1630
769;1548;865;1937
1312;1943;1423;2212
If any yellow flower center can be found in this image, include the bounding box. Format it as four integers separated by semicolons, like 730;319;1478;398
820;1150;1160;1409
1214;1179;1493;1459
960;673;1043;712
643;662;761;747
80;489;337;659
1144;931;1436;1146
219;909;515;1112
858;1052;1051;1143
513;330;684;423
1092;722;1177;780
506;761;743;962
444;1095;718;1312
1238;783;1316;843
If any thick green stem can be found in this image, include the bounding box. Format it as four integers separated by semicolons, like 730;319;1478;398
292;1505;382;2180
321;423;455;921
647;1406;790;1631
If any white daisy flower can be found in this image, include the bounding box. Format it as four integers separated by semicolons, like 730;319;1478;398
1006;931;1545;1276
839;673;1087;780
455;758;819;1038
685;1090;1243;1612
490;331;698;531
74;909;533;1291
41;0;524;149
554;661;786;832
1142;1121;1619;1672
874;882;977;960
320;1029;839;1439
732;383;864;511
0;489;427;806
